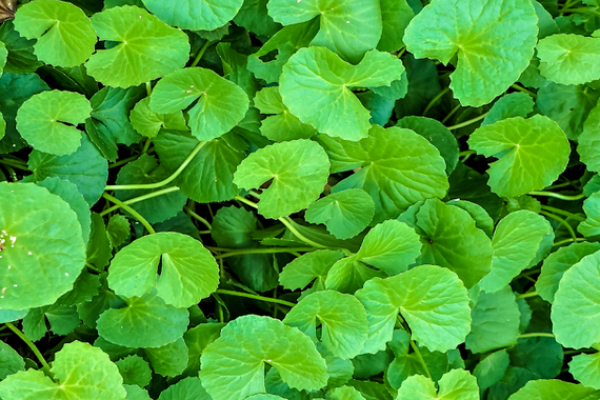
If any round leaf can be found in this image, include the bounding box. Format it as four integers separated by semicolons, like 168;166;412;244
283;290;369;359
397;369;479;400
404;0;538;107
157;377;212;400
130;97;187;138
13;0;97;67
482;92;535;126
537;34;600;85
142;0;243;30
0;182;85;310
16;90;91;155
507;379;600;400
330;386;366;400
149;67;249;141
570;352;600;390
468;115;570;197
578;191;600;237
85;6;190;88
116;355;152;387
233;139;330;219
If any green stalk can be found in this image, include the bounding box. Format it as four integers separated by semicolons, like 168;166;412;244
529;191;585;201
410;340;432;379
278;216;329;249
216;289;296;308
540;210;579;243
184;206;212;230
540;205;585;221
510;83;537;98
102;193;156;234
422;87;450;116
5;322;52;377
553;237;588;247
519;332;555;339
191;40;212;67
214;247;315;260
447;113;489;131
516;291;538;300
100;187;180;216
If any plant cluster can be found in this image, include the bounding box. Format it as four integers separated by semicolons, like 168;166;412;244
2;0;600;399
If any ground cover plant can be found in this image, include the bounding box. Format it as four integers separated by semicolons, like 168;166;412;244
4;0;600;399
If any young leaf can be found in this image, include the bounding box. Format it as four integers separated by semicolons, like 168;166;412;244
144;338;188;378
183;322;224;376
279;47;404;141
537;34;600;85
578;191;600;237
0;340;24;380
130;97;187;138
108;232;219;308
279;250;344;291
507;379;600;400
355;265;471;354
403;0;538;107
107;214;130;248
149;67;249;141
482;92;535;126
116;355;152;387
473;349;510;391
468;115;570;197
324;256;386;294
396;369;479;400
13;0;97;67
200;315;328;400
330;386;366;400
16;90;91;156
142;0;243;31
157;377;212;400
85;6;190;88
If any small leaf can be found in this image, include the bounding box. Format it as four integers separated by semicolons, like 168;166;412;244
130;97;187;138
330;386;366;400
482;92;535;126
0;340;24;380
116;355;152;387
569;352;600;390
157;377;212;400
107;214;130;248
537;34;600;85
396;369;479;400
473;349;510;391
0;21;43;74
144;338;188;378
142;0;243;31
279;250;344;291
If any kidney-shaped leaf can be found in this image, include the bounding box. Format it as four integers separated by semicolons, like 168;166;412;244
233;139;330;219
142;0;243;30
397;369;479;400
507;379;600;400
149;67;249;141
468;115;570;197
85;6;190;88
200;315;328;400
16;90;91;156
355;265;471;354
404;0;538;107
537;34;600;86
570;352;600;390
108;232;219;308
13;0;97;67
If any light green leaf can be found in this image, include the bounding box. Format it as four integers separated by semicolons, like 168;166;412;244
378;0;414;53
396;369;479;400
468;115;571;197
13;0;97;67
144;338;188;378
482;92;535;126
305;190;374;240
480;210;553;293
279;250;344;291
404;0;538;107
200;315;328;400
325;256;386;294
0;341;126;400
355;265;471;354
183;322;224;376
125;385;152;400
552;250;600;349
507;379;600;400
0;41;6;75
579;99;600;173
267;0;382;64
85;6;190;88
0;341;24;380
233;139;330;219
570;352;600;390
142;0;243;30
280;47;405;141
130;97;187;138
116;355;152;387
283;290;368;359
579;191;600;237
446;199;495;238
0;182;85;310
319;125;449;223
157;377;212;400
97;290;189;348
537;34;600;85
149;67;249;141
330;386;366;400
246;395;286;400
536;242;600;304
16;90;91;156
108;232;218;308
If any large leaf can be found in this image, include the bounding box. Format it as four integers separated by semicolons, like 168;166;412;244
537;34;600;85
233;139;330;219
355;265;471;354
142;0;243;30
507;379;600;400
108;232;219;308
267;0;382;64
16;90;91;156
200;315;328;400
396;369;479;400
279;47;404;141
468;115;570;197
319;125;448;223
403;0;538;107
149;67;249;141
85;6;190;87
13;0;97;67
0;182;85;310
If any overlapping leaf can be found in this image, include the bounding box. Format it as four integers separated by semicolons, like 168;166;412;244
142;0;243;30
396;369;479;400
537;34;600;85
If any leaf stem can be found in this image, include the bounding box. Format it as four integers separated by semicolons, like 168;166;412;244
422;87;450;116
214;247;315;260
540;205;585;221
519;332;555;339
447;113;488;131
530;191;585;201
184;206;212;230
109;155;140;169
215;289;296;308
540;210;579;242
191;40;212;67
99;187;180;216
105;141;207;191
553;237;588;247
410;340;432;379
0;159;29;171
5;322;52;376
516;291;538;300
510;83;537;98
235;195;259;209
145;81;152;97
102;193;156;234
441;104;461;124
278;216;329;249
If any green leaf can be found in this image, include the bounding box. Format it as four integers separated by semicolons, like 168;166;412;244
480;210;553;293
125;385;152;400
579;99;600;173
116;355;152;387
200;315;328;400
578;191;600;237
13;0;97;67
0;182;86;310
27;135;109;206
130;97;187;138
325;256;386;295
0;41;6;75
482;92;535;127
468;115;571;197
233;0;281;37
157;377;212;400
0;341;24;380
0;341;126;400
97;290;189;348
570;352;600;390
396;369;479;400
319;125;449;223
0;21;43;74
330;386;366;400
142;0;243;30
355;265;471;354
233;139;330;219
536;242;600;304
108;232;218;308
507;379;600;400
279;47;405;141
0;111;4;141
537;34;600;85
279;250;344;291
403;0;538;107
85;6;190;88
282;290;368;359
552;250;600;348
473;349;510;391
16;90;91;156
144;338;188;378
305;190;374;240
378;0;414;53
267;0;382;64
149;67;249;141
107;214;130;248
465;286;520;354
183;322;224;376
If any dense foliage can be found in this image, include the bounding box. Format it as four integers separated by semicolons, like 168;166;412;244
2;0;600;399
